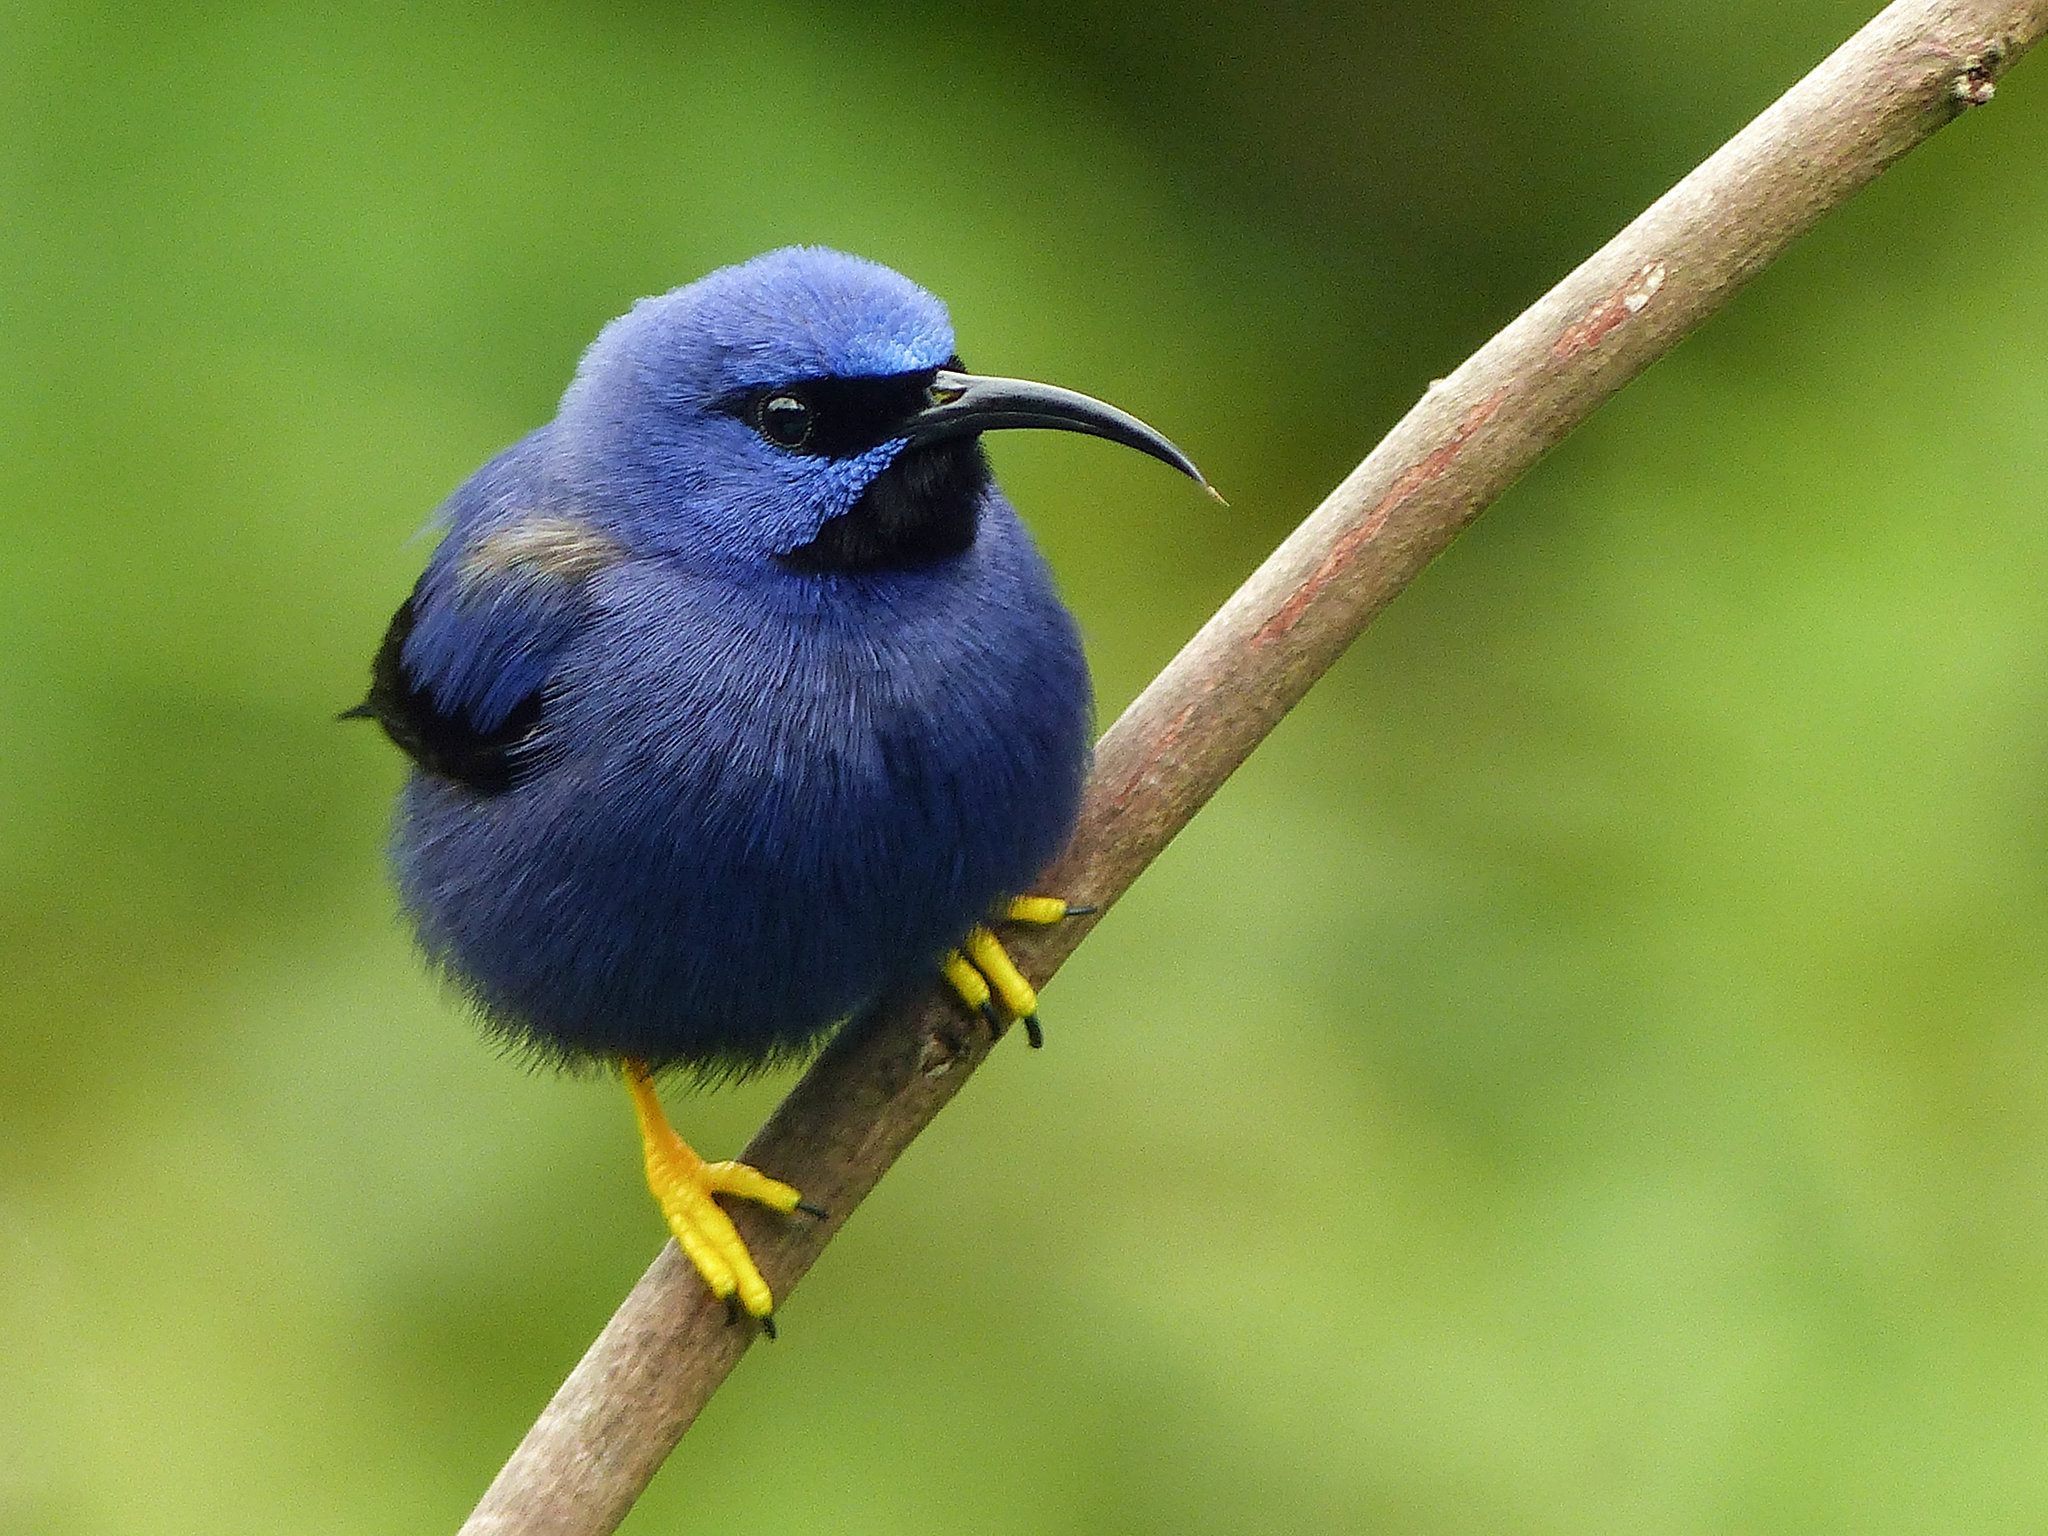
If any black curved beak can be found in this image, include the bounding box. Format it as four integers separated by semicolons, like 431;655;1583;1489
904;370;1215;495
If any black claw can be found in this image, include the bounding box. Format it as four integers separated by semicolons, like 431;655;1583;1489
796;1200;829;1220
1062;903;1098;917
1022;1014;1044;1049
723;1294;746;1328
979;999;1002;1030
759;1314;778;1342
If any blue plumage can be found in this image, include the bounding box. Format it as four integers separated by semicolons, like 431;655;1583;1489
350;247;1217;1324
357;247;1202;1075
395;458;1090;1065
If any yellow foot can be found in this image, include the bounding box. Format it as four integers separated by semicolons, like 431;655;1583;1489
623;1059;822;1335
941;896;1094;1049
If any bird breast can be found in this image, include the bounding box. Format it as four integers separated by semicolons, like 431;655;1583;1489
395;522;1090;1063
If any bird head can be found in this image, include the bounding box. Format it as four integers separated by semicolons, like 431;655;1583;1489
552;246;1206;575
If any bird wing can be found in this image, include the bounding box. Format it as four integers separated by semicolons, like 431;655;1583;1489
349;441;625;795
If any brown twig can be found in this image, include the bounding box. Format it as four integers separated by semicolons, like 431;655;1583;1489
458;3;2047;1530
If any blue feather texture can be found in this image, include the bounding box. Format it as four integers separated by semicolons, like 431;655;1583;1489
367;248;1096;1070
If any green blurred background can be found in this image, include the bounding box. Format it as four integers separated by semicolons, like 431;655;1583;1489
6;2;2048;1531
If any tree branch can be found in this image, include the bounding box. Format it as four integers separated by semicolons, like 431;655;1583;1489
458;2;2048;1530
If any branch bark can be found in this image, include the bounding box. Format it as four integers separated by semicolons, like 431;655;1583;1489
459;3;2048;1530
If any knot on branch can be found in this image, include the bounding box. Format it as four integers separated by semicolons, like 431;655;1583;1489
1951;39;2007;105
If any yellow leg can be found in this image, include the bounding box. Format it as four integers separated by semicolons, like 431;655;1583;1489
941;948;996;1021
624;1059;817;1332
965;925;1038;1020
1004;895;1075;925
939;897;1095;1049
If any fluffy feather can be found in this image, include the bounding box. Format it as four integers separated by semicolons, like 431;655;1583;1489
359;248;1093;1069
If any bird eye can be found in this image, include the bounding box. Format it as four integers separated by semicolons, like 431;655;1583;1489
756;392;814;449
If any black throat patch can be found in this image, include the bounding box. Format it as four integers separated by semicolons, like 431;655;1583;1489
778;438;991;575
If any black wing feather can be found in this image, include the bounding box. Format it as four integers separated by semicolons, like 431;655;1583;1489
343;593;544;796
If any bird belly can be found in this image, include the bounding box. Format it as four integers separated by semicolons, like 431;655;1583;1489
392;565;1090;1070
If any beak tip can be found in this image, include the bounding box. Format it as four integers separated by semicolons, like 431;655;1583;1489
1203;481;1229;508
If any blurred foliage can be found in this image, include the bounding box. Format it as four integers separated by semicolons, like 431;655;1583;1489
5;1;2048;1532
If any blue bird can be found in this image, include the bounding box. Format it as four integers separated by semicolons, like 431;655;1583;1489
349;247;1208;1327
